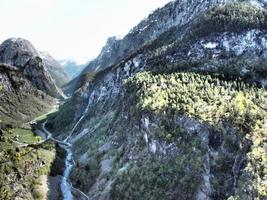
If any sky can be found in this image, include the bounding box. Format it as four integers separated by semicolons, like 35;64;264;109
0;0;170;63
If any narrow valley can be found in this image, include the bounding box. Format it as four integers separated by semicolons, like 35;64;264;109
1;0;267;200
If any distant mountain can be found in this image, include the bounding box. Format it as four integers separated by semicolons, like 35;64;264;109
40;51;70;87
59;59;88;78
0;38;68;97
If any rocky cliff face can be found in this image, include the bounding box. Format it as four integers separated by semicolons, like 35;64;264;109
81;0;236;74
48;1;267;199
40;51;70;87
0;38;67;97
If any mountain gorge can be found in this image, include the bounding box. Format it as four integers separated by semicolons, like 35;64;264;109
1;0;267;200
0;39;68;199
45;0;267;199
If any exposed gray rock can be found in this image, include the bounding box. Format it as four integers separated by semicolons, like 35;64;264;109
81;0;237;74
40;51;70;87
49;0;267;199
0;38;65;97
100;158;114;174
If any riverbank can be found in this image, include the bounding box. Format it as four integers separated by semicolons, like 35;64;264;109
41;122;90;200
36;175;62;200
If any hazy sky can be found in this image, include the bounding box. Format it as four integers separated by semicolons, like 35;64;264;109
0;0;170;62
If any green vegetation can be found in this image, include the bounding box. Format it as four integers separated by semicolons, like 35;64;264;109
125;71;267;199
0;64;53;127
71;111;116;191
191;2;267;39
9;128;41;144
34;106;58;122
0;128;55;199
111;153;203;200
125;71;266;129
47;93;84;135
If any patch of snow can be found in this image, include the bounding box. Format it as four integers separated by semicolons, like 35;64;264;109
115;35;124;40
133;57;141;67
118;163;130;174
261;37;267;48
144;117;150;129
144;132;148;144
223;40;230;52
99;143;112;152
124;61;131;76
232;30;258;55
61;57;91;66
139;25;149;32
79;153;89;164
187;50;192;56
95;65;101;71
100;158;114;173
241;68;250;75
249;0;265;8
203;42;218;49
261;79;267;87
59;59;69;66
150;140;157;153
97;86;108;101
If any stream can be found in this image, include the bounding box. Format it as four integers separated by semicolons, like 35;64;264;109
40;100;92;200
42;122;89;200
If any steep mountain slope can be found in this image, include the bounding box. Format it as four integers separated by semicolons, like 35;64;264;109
40;52;70;87
82;0;237;73
0;38;66;97
47;1;267;199
0;63;54;126
67;0;241;94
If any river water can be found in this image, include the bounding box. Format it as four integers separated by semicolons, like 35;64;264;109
41;98;92;200
42;122;89;200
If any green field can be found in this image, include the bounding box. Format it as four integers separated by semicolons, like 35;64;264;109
10;128;41;144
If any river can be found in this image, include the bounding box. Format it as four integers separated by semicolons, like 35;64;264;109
41;122;89;200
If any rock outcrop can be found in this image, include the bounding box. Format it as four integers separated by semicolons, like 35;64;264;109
40;51;70;87
81;0;236;74
0;38;67;97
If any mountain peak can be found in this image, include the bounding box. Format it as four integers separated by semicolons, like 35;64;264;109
0;37;68;97
0;38;39;67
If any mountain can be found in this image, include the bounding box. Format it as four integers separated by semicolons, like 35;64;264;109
0;63;54;126
45;0;266;199
81;0;233;74
66;0;249;94
40;52;70;87
0;39;64;199
0;38;68;97
59;59;88;78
